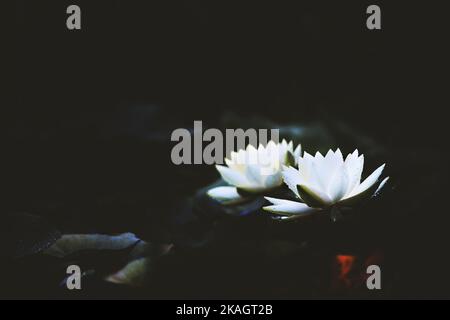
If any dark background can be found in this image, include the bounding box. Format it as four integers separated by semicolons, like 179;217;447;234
5;0;449;299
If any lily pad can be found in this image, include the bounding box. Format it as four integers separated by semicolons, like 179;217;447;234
45;233;142;258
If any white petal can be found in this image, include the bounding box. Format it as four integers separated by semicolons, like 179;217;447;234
281;166;303;198
225;157;245;173
288;141;293;151
334;148;344;165
297;152;315;186
312;149;338;191
374;176;389;196
246;144;258;164
315;151;325;161
297;183;333;206
345;154;364;195
311;160;330;191
267;140;277;152
324;149;334;161
225;158;233;167
258;143;265;153
245;164;264;185
230;151;238;162
215;165;249;188
303;151;314;160
263;171;283;188
207;186;245;204
263;197;317;215
327;163;349;202
294;144;302;159
264;196;290;205
349;164;385;197
236;149;246;165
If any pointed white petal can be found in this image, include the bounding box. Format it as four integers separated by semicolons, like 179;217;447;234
207;186;245;204
225;157;244;173
248;146;261;168
263;171;283;188
263;197;317;215
245;164;264;185
327;164;349;202
311;161;330;191
230;151;239;161
281;166;303;198
315;151;325;161
215;165;249;188
312;149;338;191
294;144;302;159
334;148;344;165
267;140;277;151
225;158;233;167
297;152;315;187
288;141;293;151
246;144;258;162
233;149;246;166
258;143;265;153
325;149;334;161
344;152;354;165
338;174;387;207
373;176;389;196
264;196;290;205
345;154;364;195
297;184;333;207
303;151;314;160
350;163;385;197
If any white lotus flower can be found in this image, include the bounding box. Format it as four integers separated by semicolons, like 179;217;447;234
207;140;301;204
263;149;389;217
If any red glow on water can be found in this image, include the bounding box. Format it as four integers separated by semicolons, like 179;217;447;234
332;251;384;291
336;255;356;281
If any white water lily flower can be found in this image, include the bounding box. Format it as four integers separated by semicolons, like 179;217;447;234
263;149;389;216
207;140;301;204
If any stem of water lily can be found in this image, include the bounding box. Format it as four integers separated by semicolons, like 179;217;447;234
330;206;343;222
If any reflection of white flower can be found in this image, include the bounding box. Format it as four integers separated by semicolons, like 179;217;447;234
263;149;389;216
207;140;301;204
